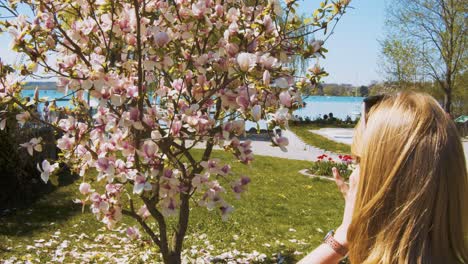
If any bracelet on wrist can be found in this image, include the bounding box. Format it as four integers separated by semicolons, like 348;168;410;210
323;230;348;256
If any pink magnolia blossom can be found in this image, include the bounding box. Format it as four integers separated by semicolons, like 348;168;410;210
226;7;240;22
154;31;170;47
170;120;183;137
192;1;207;18
192;172;210;188
273;135;289;152
161;197;178;216
225;43;239;57
220;204;234;221
232;176;251;199
219;164;231;176
96;157;115;182
272;107;291;128
310;40;324;54
138;140;159;164
200;159;220;174
263;70;271;86
16;111;30;126
102;206;122;230
215;4;224;16
236;94;250;110
263;15;275;33
133;174;152;194
237;52;257;72
126;226;141;240
79;182;93;195
274;78;289;89
231;120;245;136
251;105;262;122
279;91;292;107
57;135;75;151
259;53;279;69
138;205;151;219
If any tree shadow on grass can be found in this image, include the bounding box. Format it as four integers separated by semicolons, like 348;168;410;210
0;179;82;238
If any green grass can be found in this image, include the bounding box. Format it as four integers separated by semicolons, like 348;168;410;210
0;150;344;263
290;124;352;154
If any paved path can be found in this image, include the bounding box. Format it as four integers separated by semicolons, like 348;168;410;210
249;130;342;161
193;129;341;162
195;128;468;162
310;128;354;145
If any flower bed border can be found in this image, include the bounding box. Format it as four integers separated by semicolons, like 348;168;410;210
298;169;336;182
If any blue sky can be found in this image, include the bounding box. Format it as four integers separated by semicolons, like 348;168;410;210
0;0;386;86
298;0;387;85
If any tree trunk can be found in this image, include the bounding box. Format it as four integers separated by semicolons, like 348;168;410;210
160;191;191;264
163;252;182;264
444;83;452;114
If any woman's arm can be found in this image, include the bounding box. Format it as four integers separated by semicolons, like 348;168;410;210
298;167;360;264
297;244;342;264
297;225;348;264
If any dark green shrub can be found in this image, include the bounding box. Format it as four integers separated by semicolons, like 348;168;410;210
0;117;68;210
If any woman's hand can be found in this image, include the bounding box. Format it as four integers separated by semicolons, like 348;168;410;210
332;165;360;247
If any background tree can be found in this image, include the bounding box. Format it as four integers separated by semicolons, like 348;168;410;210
0;0;350;263
383;0;467;114
358;85;369;97
379;37;420;89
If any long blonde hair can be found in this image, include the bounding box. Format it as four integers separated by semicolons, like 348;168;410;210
348;92;468;263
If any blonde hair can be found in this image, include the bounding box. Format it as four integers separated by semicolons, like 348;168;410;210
349;92;468;263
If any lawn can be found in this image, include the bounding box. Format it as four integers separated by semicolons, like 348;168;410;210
0;150;344;263
289;124;352;154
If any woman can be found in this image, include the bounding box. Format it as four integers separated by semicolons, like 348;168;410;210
299;92;468;263
42;101;50;122
49;100;58;123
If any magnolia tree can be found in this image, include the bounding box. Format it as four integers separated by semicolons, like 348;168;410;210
0;0;349;262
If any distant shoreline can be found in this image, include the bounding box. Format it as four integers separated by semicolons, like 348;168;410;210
21;82;365;97
23;82;56;90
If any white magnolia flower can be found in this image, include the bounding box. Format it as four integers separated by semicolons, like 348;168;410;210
37;160;59;183
20;137;43;156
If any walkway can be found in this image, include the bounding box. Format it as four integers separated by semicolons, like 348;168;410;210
248;130;341;161
195;128;468;162
192;129;341;162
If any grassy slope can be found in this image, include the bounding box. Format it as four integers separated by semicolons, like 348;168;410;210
0;150;344;263
289;124;352;154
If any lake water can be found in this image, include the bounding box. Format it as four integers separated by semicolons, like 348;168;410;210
296;96;363;120
21;90;364;122
21;89;74;109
